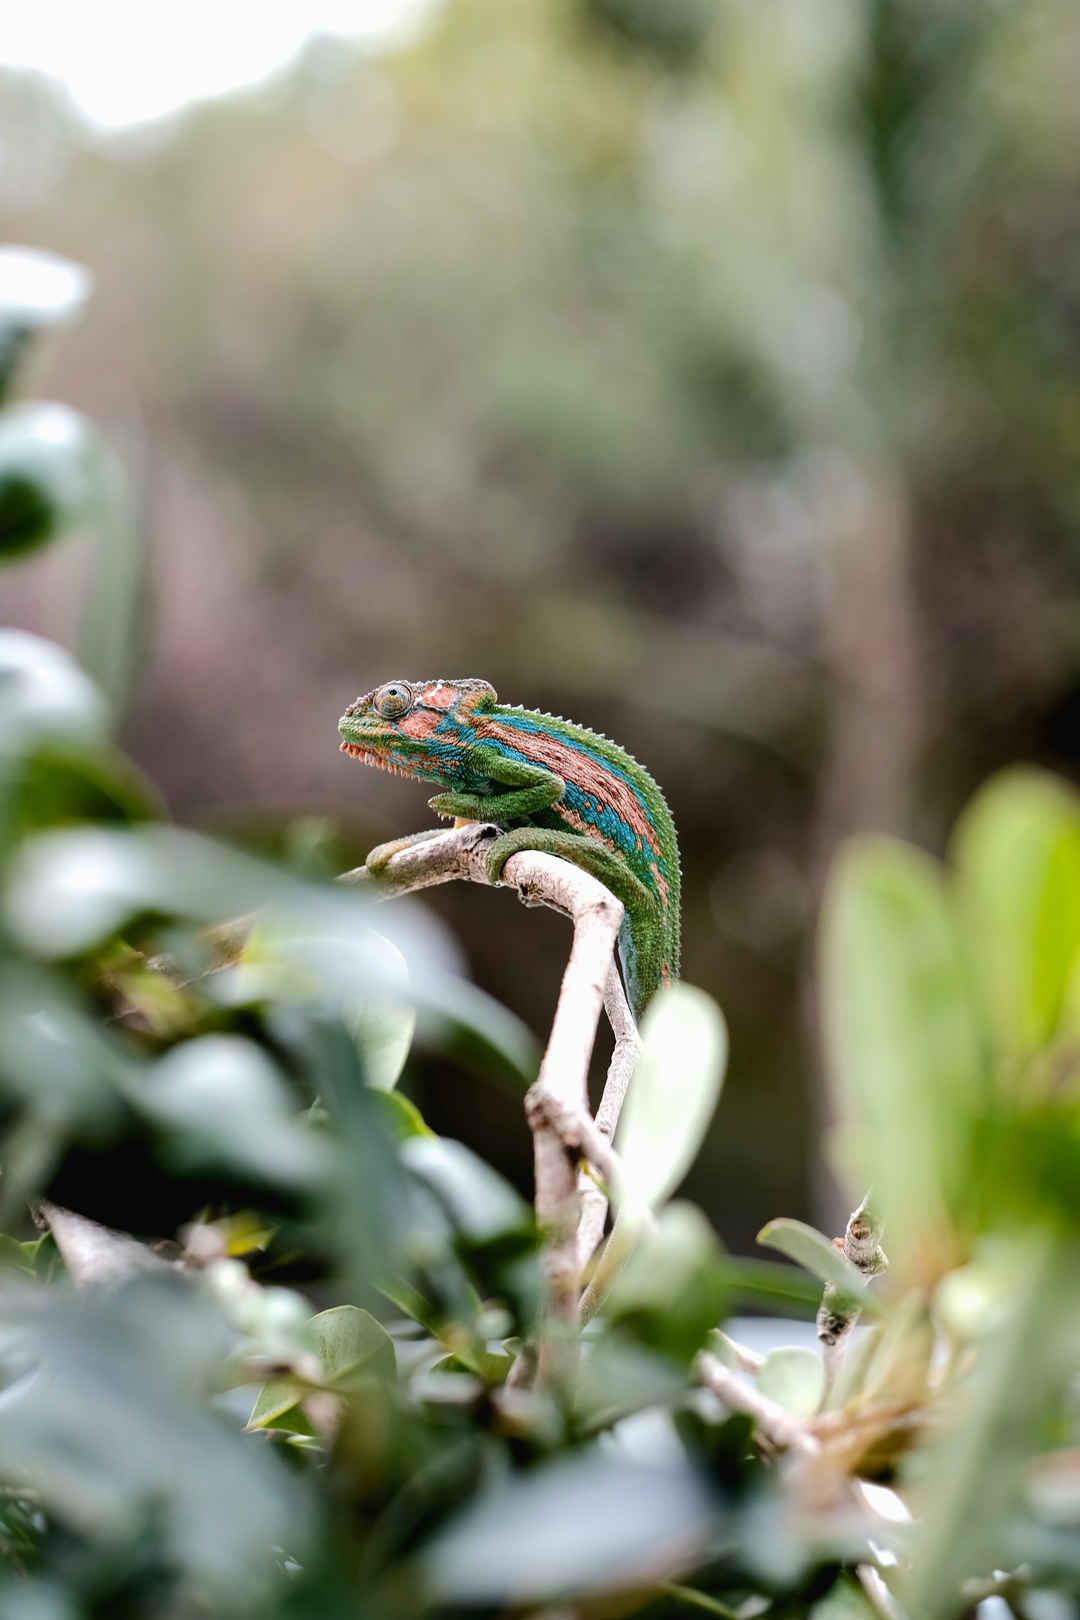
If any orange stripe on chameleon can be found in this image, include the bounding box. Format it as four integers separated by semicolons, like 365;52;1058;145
399;709;442;740
486;724;662;856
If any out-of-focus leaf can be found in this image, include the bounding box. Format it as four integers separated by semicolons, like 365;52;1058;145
900;1234;1075;1619
756;1218;869;1305
809;1574;877;1617
820;838;987;1269
855;1288;933;1411
0;630;108;750
313;1305;396;1385
245;925;415;1088
3;822;536;1081
375;1088;433;1139
718;1257;825;1316
10;739;159;832
0;1278;313;1604
417;1448;720;1603
0;1576;79;1620
756;1346;824;1418
246;1382;318;1435
138;1035;330;1191
401;1135;533;1247
615;983;727;1211
0;403;103;558
952;768;1080;1060
604;1202;728;1365
0;246;91;329
573;1338;687;1431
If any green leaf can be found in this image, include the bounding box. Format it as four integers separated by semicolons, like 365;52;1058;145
418;1449;719;1604
820;837;987;1260
244;925;415;1088
2;822;535;1082
375;1088;433;1139
756;1218;869;1303
952;767;1080;1060
139;1035;330;1193
604;1202;728;1365
400;1135;533;1247
10;739;160;833
899;1235;1076;1620
756;1346;825;1418
0;630;108;752
0;1279;313;1603
809;1574;877;1618
246;1379;317;1435
615;983;727;1210
312;1305;396;1385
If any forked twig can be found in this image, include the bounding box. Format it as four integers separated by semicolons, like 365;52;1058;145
341;821;639;1376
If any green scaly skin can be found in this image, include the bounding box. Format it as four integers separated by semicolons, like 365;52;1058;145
338;677;680;1019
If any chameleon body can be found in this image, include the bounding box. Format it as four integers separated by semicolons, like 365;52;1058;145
338;678;680;1019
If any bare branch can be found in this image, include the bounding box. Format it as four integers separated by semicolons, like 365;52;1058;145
695;1350;820;1456
340;822;631;1381
576;967;641;1272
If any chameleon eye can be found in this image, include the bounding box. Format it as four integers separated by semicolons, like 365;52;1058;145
374;682;413;720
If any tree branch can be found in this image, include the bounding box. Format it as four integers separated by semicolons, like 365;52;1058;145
341;822;633;1381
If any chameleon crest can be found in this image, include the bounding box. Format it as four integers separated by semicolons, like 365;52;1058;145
339;678;680;1017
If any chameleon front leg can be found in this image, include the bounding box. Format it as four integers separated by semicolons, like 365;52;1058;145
428;749;564;823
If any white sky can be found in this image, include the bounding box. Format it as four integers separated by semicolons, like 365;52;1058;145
1;1;440;129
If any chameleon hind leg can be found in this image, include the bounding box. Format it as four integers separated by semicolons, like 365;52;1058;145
482;825;654;919
483;826;658;1016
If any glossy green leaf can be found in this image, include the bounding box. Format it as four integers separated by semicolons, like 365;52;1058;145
952;768;1080;1059
756;1218;869;1303
756;1346;825;1417
615;983;727;1210
820;837;987;1254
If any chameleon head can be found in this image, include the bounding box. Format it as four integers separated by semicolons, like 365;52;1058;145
338;677;497;783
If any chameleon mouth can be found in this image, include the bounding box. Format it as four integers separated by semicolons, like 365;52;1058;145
339;740;420;780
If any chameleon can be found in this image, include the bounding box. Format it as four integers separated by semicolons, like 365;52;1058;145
338;677;680;1020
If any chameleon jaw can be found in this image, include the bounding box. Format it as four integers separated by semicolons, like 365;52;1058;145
338;740;420;780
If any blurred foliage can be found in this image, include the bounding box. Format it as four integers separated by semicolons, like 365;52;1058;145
4;250;1080;1620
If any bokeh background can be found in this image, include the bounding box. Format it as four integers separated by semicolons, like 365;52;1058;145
5;0;1080;1253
